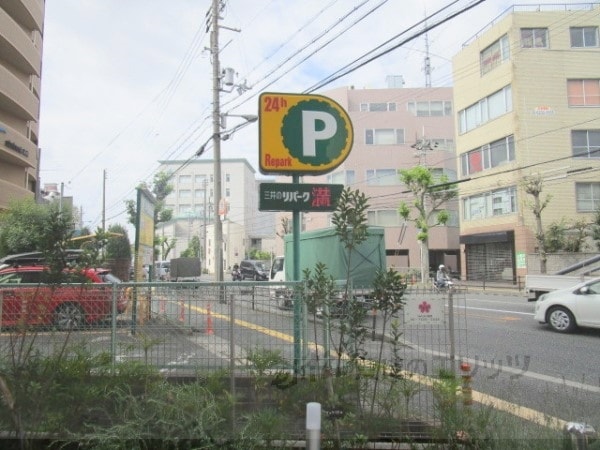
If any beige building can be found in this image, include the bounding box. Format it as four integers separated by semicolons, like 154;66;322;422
279;83;460;275
0;1;45;210
157;158;276;274
452;4;600;281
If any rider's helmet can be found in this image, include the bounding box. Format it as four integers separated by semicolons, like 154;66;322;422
439;264;445;270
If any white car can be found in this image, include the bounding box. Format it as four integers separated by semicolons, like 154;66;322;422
534;277;600;333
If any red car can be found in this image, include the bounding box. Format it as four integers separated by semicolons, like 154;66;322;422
0;265;129;330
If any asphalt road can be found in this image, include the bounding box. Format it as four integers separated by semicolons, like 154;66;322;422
459;292;600;430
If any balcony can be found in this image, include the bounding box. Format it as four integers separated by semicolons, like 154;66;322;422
0;63;39;121
0;121;38;168
0;176;35;209
0;7;42;76
0;0;44;32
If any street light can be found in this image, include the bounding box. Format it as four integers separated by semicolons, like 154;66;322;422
220;113;257;129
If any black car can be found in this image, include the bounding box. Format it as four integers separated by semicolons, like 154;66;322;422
239;260;269;281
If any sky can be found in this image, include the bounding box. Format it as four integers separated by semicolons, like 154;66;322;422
38;0;575;233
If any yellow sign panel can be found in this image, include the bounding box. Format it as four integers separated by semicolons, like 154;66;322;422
259;92;353;175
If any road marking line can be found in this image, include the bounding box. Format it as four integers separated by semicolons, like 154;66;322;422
183;298;580;430
463;306;534;316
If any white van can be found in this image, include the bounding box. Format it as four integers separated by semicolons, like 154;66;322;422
269;256;290;306
270;256;285;282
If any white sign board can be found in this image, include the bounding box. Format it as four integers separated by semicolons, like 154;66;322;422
404;295;445;326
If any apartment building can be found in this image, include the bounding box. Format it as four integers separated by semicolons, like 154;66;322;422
284;83;460;274
452;3;600;281
0;1;45;210
157;158;276;274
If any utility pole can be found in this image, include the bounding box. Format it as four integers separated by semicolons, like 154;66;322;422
203;178;208;264
210;0;223;282
206;0;249;280
102;169;106;232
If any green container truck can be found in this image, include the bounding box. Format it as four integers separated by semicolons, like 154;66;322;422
278;226;386;289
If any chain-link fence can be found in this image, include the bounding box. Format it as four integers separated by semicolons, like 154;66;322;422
1;280;468;426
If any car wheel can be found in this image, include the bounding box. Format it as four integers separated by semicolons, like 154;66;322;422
547;306;576;333
54;303;85;330
254;274;260;281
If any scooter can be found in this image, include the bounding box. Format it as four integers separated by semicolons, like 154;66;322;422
232;267;242;281
433;278;453;292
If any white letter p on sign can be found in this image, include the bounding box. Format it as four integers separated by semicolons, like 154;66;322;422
302;110;337;157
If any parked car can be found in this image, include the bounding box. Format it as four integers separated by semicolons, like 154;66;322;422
0;264;129;330
239;260;269;281
533;277;600;333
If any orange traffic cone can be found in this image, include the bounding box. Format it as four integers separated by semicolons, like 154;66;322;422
178;299;185;322
206;303;214;335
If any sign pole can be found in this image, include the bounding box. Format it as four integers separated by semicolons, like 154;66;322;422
292;173;302;375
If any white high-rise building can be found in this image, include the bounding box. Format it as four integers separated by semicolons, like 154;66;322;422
158;158;276;274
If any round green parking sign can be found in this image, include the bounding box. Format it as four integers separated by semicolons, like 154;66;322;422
281;99;351;168
259;92;354;175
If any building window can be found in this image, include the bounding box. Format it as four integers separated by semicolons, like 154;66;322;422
365;129;405;145
433;209;459;227
462;186;517;221
430;138;455;152
576;183;600;211
570;26;598;48
366;169;399;186
458;85;512;134
407;101;452;116
225;188;230;197
521;28;548;48
225;173;230;182
179;189;191;198
327;170;355;185
360;102;396;112
567;79;600;106
367;210;401;227
194;189;204;198
194;174;207;184
179;204;192;215
461;135;515;176
481;34;510;74
572;130;600;158
179;175;191;184
430;168;457;182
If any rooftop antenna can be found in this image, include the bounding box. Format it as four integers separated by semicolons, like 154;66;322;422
423;10;432;88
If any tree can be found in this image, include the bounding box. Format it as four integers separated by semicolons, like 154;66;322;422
275;216;291;240
156;235;176;260
544;220;566;253
125;171;175;259
181;235;201;258
0;198;75;257
545;218;589;253
398;166;457;283
331;187;370;290
592;207;600;251
522;174;551;273
125;171;174;227
331;187;370;374
563;219;588;253
105;224;131;261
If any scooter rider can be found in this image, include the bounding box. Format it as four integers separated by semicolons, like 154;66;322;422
436;264;451;288
232;263;241;281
